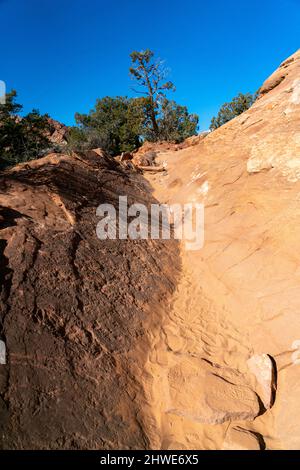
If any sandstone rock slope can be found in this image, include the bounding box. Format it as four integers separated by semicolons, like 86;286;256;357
0;150;180;449
0;49;299;450
143;49;300;450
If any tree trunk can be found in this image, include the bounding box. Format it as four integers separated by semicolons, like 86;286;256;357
150;106;159;139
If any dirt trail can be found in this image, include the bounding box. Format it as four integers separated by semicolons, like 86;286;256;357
142;154;280;450
138;51;300;450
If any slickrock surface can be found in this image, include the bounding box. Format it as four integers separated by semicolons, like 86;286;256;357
143;49;300;449
0;49;299;450
0;150;180;449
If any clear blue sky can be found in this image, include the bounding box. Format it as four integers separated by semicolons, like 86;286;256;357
1;0;299;130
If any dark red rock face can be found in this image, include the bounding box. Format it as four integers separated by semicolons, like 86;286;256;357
0;151;180;449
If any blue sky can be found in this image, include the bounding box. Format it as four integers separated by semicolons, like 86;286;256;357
0;0;299;130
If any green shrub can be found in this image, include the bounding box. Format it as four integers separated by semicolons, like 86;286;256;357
210;92;256;131
0;90;51;169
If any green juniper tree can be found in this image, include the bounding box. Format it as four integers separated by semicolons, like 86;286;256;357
158;99;199;142
73;96;144;156
129;49;176;141
129;49;198;142
71;50;199;154
210;92;256;131
0;90;51;169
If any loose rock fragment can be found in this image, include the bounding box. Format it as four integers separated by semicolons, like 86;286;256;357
247;354;276;409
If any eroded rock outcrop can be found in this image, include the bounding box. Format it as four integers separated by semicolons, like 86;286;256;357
47;118;69;146
0;48;299;451
0;150;180;449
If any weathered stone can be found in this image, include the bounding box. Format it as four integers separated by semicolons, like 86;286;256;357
247;354;276;409
166;358;261;425
223;426;264;450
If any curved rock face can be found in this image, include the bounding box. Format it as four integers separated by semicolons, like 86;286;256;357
0;50;299;450
0;150;180;449
142;50;300;450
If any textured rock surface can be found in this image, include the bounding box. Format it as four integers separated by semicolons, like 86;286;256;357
133;151;157;167
223;426;264;450
47;118;68;145
167;358;261;424
0;150;180;449
0;49;299;450
143;49;300;450
247;354;276;409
